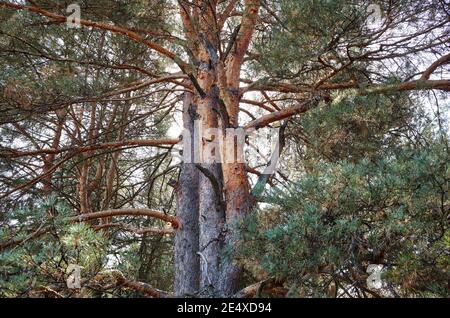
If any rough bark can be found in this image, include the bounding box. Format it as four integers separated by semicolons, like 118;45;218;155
196;77;227;298
219;162;252;296
218;0;261;296
176;0;261;297
174;90;201;297
198;161;225;296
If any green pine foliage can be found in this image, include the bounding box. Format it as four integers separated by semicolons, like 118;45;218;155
298;91;418;162
237;132;449;297
0;196;107;297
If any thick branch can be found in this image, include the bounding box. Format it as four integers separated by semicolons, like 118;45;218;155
0;2;189;71
244;96;323;130
359;79;450;94
420;53;450;80
244;79;450;129
68;209;180;229
233;278;287;298
218;0;240;29
98;270;172;298
1;210;177;251
244;79;450;94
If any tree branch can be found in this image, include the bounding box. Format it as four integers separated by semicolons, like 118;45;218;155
0;2;190;72
420;53;450;80
244;78;450;129
97;270;172;298
68;209;180;229
244;96;323;130
1;138;179;158
233;278;287;298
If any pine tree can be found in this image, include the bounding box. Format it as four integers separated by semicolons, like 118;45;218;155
0;0;449;297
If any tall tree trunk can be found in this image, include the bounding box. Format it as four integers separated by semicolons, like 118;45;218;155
197;89;227;296
219;163;252;295
174;90;200;296
174;0;261;297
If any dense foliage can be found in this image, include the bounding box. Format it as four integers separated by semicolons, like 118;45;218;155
238;132;449;297
236;82;449;298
